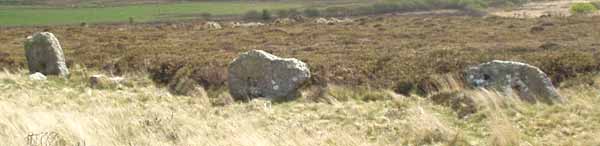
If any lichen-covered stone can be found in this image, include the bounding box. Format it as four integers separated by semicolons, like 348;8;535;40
204;21;222;30
24;32;69;76
465;60;565;104
228;50;310;101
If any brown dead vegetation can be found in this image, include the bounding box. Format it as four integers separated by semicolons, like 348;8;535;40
1;15;599;93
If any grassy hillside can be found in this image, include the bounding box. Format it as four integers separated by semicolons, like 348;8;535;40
0;2;302;26
0;0;357;6
1;68;599;145
1;2;600;145
0;0;534;26
0;0;176;6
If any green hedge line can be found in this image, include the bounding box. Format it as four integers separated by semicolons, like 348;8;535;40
243;0;529;20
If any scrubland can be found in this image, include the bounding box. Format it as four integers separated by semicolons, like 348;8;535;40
2;15;599;92
2;2;600;145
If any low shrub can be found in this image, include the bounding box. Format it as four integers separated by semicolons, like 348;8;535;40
570;3;598;15
275;9;290;18
261;9;272;21
324;6;351;17
372;3;403;13
200;12;212;19
538;51;599;84
243;10;261;20
394;81;415;96
303;8;321;17
286;8;302;17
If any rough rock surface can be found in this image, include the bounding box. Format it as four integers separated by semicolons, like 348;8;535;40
291;15;307;22
204;21;222;30
231;22;265;28
315;17;353;24
315;18;329;24
273;18;296;25
28;72;47;81
465;60;565;104
24;32;69;76
228;50;311;101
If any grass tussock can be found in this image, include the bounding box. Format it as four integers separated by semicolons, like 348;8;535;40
1;69;600;145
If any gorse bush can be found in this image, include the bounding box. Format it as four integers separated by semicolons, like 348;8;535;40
570;3;598;15
262;9;273;20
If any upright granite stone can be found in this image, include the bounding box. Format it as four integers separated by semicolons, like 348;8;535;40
24;32;69;76
228;50;311;101
465;60;565;104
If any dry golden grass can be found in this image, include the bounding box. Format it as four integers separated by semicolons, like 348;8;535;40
1;67;599;146
2;13;600;146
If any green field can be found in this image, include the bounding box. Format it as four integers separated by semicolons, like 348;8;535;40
0;2;303;26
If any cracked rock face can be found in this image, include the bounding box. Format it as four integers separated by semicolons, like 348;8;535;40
24;32;69;76
465;60;565;104
228;50;311;101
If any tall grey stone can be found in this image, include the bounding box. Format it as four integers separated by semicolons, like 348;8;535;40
465;60;565;104
24;32;69;76
228;50;311;101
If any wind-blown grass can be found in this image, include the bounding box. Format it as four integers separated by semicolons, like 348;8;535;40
1;68;599;145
